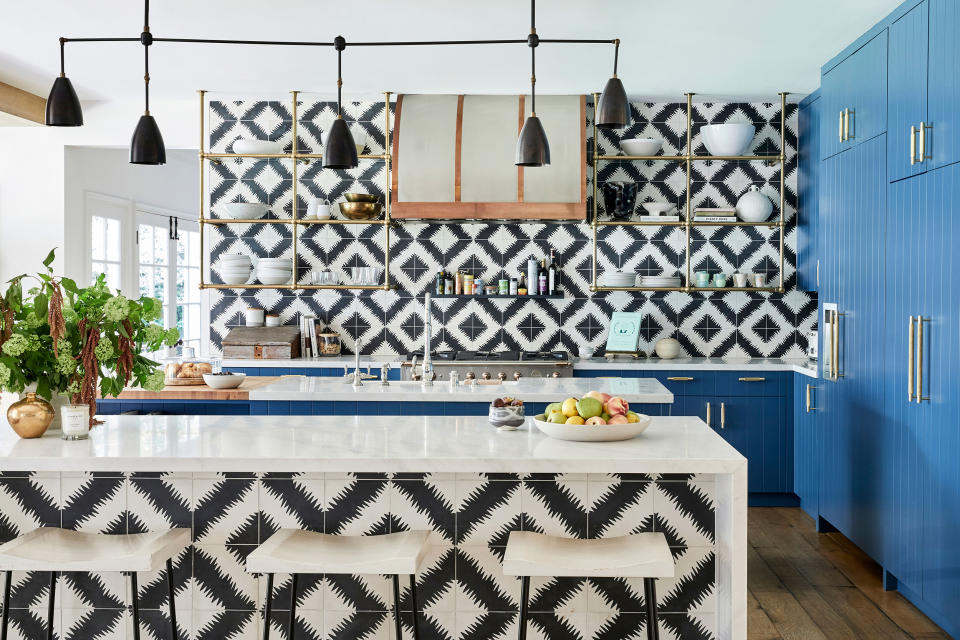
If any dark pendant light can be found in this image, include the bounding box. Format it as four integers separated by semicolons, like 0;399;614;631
596;39;629;129
323;36;359;170
130;10;166;165
516;2;550;167
46;39;83;126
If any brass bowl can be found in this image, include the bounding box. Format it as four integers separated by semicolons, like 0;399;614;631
339;201;382;220
344;193;379;203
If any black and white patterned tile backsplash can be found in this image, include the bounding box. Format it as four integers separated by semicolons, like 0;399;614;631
0;471;717;640
205;98;815;358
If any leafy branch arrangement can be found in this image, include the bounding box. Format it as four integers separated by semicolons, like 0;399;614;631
0;249;179;424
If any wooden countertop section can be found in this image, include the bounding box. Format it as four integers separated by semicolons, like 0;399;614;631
110;376;280;401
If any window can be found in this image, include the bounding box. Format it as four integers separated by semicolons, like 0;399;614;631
87;193;131;292
137;210;203;352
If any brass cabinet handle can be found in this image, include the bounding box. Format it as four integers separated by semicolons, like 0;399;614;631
920;121;931;162
839;111;844;142
706;402;711;427
667;376;694;381
845;108;855;140
738;377;766;382
806;383;816;412
720;402;726;429
911;125;917;165
908;315;915;401
917;316;929;403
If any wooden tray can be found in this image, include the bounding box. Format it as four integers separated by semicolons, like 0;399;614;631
164;378;207;386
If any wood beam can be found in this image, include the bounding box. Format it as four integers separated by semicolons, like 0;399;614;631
0;81;46;124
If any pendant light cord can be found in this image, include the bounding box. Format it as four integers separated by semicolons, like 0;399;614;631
143;0;151;115
337;49;342;117
613;38;620;77
59;38;66;76
529;0;537;116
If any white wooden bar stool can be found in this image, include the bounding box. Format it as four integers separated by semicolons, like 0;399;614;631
503;531;675;640
0;527;191;640
247;530;430;640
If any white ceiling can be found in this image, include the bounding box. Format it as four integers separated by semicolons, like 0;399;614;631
1;0;902;103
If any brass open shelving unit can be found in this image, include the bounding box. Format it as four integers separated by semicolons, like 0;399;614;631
197;90;396;291
590;91;789;293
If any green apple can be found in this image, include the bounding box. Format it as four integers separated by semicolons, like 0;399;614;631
545;402;562;416
548;411;568;424
576;396;603;419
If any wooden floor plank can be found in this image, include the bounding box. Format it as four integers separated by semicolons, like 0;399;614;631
746;508;948;640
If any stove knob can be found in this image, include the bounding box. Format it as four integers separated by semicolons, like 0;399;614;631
498;372;507;381
551;371;561;378
465;371;476;381
514;371;523;381
482;372;491;380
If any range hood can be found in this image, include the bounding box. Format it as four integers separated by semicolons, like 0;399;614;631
391;94;586;220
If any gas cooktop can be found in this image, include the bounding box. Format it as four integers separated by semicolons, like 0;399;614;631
405;350;570;362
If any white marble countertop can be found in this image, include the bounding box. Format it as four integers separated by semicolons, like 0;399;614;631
221;355;819;377
248;376;673;403
0;415;745;474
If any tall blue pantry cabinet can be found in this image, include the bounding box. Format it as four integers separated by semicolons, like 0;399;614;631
803;0;960;635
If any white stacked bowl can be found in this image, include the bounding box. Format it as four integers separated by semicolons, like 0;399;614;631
218;255;253;285
256;258;293;285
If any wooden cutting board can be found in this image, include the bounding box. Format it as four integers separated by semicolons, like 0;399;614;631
109;376;280;401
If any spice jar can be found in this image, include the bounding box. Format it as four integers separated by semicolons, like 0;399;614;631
317;332;342;357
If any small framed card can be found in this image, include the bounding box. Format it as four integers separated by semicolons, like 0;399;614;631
605;311;643;354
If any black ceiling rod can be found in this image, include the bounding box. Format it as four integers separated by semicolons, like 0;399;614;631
130;0;166;164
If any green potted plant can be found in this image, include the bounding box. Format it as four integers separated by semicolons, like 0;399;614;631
0;249;179;430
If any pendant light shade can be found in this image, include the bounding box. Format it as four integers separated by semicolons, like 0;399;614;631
45;76;83;126
130;114;166;165
323;117;359;169
596;76;629;129
515;115;550;167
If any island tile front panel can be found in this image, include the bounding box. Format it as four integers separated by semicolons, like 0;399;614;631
0;470;716;640
206;98;815;360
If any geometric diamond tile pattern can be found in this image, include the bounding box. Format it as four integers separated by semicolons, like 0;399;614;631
207;99;814;359
0;471;717;640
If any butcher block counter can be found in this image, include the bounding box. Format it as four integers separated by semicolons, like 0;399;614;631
108;376;280;400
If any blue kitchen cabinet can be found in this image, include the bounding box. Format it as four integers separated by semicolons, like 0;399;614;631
820;30;888;160
798;93;820;291
927;0;960;170
887;0;929;182
793;374;821;520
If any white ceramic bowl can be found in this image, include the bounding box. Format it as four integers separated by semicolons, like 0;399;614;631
641;202;676;216
220;270;252;285
654;337;681;359
257;267;293;277
621;138;663;157
232;139;285;155
220;203;270;219
258;274;292;286
532;414;651;442
219;254;252;264
202;372;246;389
700;123;756;156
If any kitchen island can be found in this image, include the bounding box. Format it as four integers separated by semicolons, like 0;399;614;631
0;415;745;640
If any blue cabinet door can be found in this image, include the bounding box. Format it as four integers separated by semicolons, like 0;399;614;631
793;374;821;519
919;164;960;626
888;1;929;182
819;56;848;160
884;171;925;593
928;0;960;170
798;95;821;291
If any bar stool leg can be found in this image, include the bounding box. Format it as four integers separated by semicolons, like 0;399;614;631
166;559;178;640
288;573;298;640
391;575;402;640
47;571;56;640
0;571;9;640
130;572;141;640
643;578;659;640
517;576;530;640
408;574;420;640
263;573;274;640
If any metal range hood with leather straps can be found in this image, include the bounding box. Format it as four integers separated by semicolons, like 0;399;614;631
391;94;586;220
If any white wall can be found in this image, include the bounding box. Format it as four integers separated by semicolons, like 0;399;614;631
0;97;197;282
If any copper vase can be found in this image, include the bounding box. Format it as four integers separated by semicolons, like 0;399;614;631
7;392;55;439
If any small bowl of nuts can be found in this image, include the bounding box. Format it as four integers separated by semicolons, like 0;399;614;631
317;331;342;357
489;397;525;431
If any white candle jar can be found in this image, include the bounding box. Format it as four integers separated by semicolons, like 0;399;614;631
60;404;90;440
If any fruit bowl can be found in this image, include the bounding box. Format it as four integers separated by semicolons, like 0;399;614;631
489;397;525;430
531;413;651;442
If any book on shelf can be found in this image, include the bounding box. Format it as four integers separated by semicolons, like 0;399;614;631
300;315;318;358
638;215;681;222
694;207;736;216
696;216;739;223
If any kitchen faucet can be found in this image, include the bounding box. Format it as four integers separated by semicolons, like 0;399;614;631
351;338;363;387
409;294;435;385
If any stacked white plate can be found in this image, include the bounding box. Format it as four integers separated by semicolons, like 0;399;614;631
256;257;293;286
600;270;638;287
218;203;270;219
218;254;253;285
639;275;682;288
